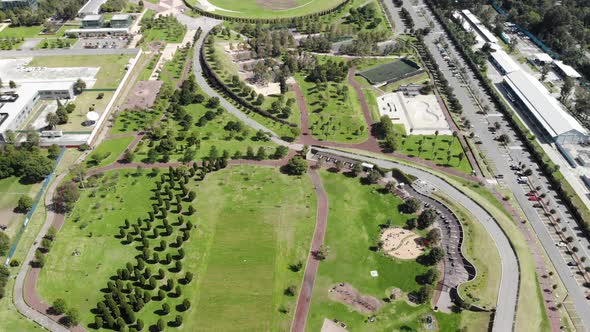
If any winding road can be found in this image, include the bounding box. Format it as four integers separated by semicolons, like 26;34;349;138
11;8;521;332
313;147;519;332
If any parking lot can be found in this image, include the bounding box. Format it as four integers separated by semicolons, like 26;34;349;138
72;37;129;50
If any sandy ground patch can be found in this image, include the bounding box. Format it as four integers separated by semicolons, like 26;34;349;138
378;92;451;135
380;228;425;259
321;318;348;332
198;0;241;12
0;208;18;227
256;0;297;10
328;283;382;315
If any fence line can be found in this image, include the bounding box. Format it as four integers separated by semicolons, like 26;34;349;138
4;147;66;267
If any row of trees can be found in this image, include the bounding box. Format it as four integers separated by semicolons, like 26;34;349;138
91;165;209;331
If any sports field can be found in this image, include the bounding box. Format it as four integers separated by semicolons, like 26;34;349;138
358;59;422;85
193;0;346;18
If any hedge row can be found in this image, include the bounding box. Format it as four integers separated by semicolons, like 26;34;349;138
184;0;352;24
199;30;297;128
424;0;590;235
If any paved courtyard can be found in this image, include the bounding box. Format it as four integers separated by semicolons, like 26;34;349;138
378;92;452;135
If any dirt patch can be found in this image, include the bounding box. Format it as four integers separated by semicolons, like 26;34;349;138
122;80;163;110
0;208;18;227
381;228;425;259
328;283;382;315
256;0;298;10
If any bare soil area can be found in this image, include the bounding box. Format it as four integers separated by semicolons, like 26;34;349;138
328;283;382;315
381;228;425;259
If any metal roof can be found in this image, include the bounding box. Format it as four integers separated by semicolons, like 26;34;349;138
490;50;520;74
504;70;587;138
461;9;499;44
111;14;131;21
554;60;582;78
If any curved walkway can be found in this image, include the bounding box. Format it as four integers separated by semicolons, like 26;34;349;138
291;168;328;332
313;147;518;332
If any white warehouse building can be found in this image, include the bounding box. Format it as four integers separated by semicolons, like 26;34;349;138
503;70;588;144
0;82;75;141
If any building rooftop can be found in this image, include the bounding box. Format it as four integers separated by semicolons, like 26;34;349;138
111;14;131;21
490;49;520;74
532;53;553;63
504;70;587;138
554;60;582;78
82;14;102;21
0;81;73;133
461;9;499;44
65;27;129;33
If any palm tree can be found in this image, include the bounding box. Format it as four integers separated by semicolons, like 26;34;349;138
434;130;439;142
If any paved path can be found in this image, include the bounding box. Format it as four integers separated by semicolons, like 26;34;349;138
313;147;519;332
291;168;328;332
13;151;91;332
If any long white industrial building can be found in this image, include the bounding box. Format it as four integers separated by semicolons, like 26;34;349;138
503;70;588;144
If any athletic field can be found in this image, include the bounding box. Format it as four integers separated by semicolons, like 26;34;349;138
194;0;346;18
358;59;422;85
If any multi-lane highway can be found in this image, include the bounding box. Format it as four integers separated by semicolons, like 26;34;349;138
387;0;590;328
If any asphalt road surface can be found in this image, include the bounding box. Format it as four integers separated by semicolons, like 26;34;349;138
389;0;590;328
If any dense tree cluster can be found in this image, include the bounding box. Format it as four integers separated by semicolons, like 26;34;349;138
0;0;86;26
299;36;332;53
0;144;53;183
346;3;382;30
100;0;126;12
307;59;349;83
0;266;9;300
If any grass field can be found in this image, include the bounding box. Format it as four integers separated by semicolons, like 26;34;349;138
306;170;489;331
112;109;163;135
192;0;346;18
0;25;43;38
62;91;113;132
391;125;472;174
86;136;134;168
38;165;316;330
296;73;368;143
134;102;278;162
0;176;42;236
141;13;186;43
28;54;132;89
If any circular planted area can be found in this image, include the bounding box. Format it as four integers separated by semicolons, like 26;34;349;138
195;0;347;18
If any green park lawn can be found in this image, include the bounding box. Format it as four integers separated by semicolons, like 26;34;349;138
38;165;316;331
35;38;77;49
112;109;163;135
392;125;473;174
37;170;162;328
191;0;345;18
0;25;43;38
306;170;490;331
161;46;192;84
141;13;186;43
296;73;368;143
60;91;113;132
0;176;42;235
185;166;316;331
134;102;279;163
86;136;135;168
28;54;132;89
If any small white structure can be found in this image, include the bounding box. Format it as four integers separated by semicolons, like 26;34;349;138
531;53;553;65
86;111;99;122
553;60;582;79
378;92;452;136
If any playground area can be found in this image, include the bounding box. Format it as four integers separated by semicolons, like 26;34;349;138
380;228;426;259
378;92;452;135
